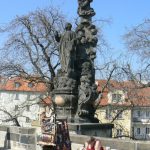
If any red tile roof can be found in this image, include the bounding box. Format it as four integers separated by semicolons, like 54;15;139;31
97;80;150;107
0;77;150;107
0;77;47;92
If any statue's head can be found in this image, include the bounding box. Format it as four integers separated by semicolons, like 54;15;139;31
65;23;72;31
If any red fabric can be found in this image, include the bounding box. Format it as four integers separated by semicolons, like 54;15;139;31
86;145;104;150
100;147;104;150
86;141;96;150
86;140;104;150
86;147;104;150
86;146;95;150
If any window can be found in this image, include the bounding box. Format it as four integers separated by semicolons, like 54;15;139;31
146;111;150;117
26;105;30;111
26;117;30;123
28;82;34;88
112;94;122;102
14;82;21;88
137;128;141;135
137;111;141;117
117;110;123;119
146;128;150;134
106;108;111;119
15;105;18;111
117;129;122;137
15;93;19;100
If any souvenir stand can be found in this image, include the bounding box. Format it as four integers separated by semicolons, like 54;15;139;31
37;106;71;150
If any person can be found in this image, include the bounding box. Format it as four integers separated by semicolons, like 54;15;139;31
84;136;104;150
55;23;76;75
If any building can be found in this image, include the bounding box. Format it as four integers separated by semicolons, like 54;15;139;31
96;80;132;138
131;87;150;140
0;77;48;127
0;77;150;140
96;80;150;140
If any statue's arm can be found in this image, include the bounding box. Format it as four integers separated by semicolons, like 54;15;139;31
55;31;61;42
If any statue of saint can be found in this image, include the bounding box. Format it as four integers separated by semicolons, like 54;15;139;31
55;23;76;75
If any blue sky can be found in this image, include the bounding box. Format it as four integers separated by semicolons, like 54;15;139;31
0;0;150;66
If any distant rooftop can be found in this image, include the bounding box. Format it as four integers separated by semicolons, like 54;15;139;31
0;77;47;92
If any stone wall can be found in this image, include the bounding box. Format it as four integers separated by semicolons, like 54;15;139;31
0;125;40;150
68;123;113;137
70;134;150;150
0;125;150;150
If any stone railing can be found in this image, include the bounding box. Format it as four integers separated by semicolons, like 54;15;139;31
70;134;150;150
0;125;150;150
0;125;39;150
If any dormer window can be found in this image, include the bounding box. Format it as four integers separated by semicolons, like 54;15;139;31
14;82;21;88
112;93;122;103
28;82;34;88
15;105;18;111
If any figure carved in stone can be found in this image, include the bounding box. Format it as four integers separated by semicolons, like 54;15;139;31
78;0;95;17
55;23;76;76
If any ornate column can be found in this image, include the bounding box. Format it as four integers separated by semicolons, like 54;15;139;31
75;0;99;122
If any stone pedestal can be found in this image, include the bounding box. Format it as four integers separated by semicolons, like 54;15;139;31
68;123;114;138
54;88;78;122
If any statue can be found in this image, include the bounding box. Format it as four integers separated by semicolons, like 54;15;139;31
53;23;78;120
55;23;76;76
53;0;99;123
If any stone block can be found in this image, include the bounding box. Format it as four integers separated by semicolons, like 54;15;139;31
0;140;4;147
0;131;7;140
20;135;36;144
28;128;36;134
7;133;20;142
19;128;28;134
137;142;150;150
9;126;19;134
18;143;28;150
0;125;8;132
28;144;36;150
19;128;36;135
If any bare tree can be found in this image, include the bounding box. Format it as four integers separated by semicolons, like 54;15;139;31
0;7;66;92
0;6;67;126
124;19;150;59
124;19;150;87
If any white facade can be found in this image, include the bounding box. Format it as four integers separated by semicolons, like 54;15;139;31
0;90;44;127
132;107;150;140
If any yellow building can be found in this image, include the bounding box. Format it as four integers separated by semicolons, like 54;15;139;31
96;105;132;138
96;80;133;138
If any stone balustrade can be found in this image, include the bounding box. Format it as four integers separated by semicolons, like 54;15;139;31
70;134;150;150
0;125;149;150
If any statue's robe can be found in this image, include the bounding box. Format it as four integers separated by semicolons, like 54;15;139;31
59;30;76;73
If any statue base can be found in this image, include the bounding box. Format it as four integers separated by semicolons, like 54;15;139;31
54;88;78;122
